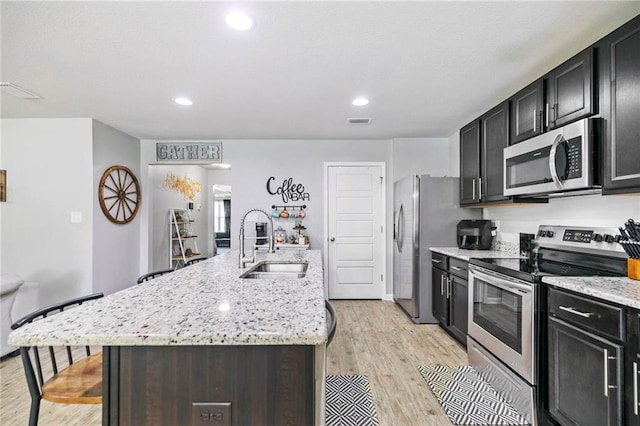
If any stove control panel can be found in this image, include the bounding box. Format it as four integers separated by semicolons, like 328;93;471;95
536;225;627;257
562;229;593;243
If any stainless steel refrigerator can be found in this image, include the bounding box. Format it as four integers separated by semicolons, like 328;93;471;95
393;175;480;323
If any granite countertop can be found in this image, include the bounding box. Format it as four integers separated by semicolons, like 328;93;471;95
429;246;522;261
9;250;326;347
542;276;640;310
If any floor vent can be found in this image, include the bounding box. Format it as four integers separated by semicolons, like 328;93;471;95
347;117;372;124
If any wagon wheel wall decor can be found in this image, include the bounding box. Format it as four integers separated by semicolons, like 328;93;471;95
98;165;141;224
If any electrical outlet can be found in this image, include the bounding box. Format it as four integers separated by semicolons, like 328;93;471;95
192;402;231;426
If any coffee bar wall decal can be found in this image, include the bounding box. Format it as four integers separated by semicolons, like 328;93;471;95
266;176;310;203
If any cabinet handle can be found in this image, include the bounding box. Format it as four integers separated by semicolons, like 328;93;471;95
451;266;463;271
558;305;593;318
478;177;482;200
472;178;476;200
603;349;617;397
604;349;609;397
431;259;442;264
440;275;444;296
634;361;638;416
545;103;549;128
446;277;451;299
533;109;537;132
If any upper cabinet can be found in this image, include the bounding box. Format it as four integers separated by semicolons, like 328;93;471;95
546;48;595;129
510;79;545;144
459;119;481;205
480;101;510;203
599;15;640;195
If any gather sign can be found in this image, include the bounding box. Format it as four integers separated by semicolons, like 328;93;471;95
156;142;222;162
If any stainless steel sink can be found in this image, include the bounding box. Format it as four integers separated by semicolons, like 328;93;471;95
239;260;308;279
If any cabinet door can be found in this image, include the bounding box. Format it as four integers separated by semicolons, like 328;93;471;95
548;316;623;426
547;48;595;129
601;16;640;195
626;312;640;425
459;119;481;205
510;79;544;144
432;268;448;326
480;101;510;202
447;275;468;345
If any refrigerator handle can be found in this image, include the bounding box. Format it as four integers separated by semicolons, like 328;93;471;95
393;211;396;240
397;204;404;253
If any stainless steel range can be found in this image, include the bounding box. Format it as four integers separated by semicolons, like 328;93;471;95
467;225;628;425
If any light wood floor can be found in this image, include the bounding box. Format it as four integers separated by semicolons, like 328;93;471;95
0;300;467;425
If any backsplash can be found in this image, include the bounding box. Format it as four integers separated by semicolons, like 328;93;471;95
490;240;520;255
484;193;640;245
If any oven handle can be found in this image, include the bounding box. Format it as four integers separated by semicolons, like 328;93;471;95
549;134;566;189
469;266;532;294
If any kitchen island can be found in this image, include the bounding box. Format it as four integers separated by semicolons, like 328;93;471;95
9;249;327;426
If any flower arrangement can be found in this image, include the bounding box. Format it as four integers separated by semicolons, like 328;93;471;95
164;172;202;201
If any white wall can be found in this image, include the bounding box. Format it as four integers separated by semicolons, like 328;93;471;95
92;120;141;294
148;164;209;271
448;131;460;178
1;119;94;307
484;194;640;243
392;137;451;179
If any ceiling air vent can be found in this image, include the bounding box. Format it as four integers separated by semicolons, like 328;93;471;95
347;117;372;125
1;82;41;99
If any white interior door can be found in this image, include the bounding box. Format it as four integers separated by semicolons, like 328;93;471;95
327;164;384;299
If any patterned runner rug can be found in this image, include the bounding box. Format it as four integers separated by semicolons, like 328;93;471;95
325;375;380;426
419;365;529;426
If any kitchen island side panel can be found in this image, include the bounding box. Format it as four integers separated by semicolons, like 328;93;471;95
103;345;315;426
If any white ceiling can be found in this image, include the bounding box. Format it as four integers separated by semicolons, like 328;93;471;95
2;1;639;141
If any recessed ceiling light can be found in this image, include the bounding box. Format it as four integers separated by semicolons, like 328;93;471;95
352;97;369;106
174;97;193;106
225;11;254;31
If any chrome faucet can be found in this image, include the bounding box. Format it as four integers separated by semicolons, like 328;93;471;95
239;209;275;268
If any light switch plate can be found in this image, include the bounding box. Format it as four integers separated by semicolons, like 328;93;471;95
192;402;231;426
70;211;83;223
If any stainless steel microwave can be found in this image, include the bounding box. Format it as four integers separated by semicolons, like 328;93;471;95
503;118;601;197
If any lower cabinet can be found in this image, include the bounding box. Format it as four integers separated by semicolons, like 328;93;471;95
548;316;623;426
626;312;640;425
547;286;626;426
431;251;468;346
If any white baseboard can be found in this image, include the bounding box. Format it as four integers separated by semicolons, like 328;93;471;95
382;293;394;302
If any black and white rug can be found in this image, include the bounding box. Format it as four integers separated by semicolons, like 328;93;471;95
325;375;380;426
419;365;529;426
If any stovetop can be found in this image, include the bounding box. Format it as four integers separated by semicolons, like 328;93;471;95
469;257;624;283
469;225;628;283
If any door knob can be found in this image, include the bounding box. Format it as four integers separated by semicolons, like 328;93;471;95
330;237;335;242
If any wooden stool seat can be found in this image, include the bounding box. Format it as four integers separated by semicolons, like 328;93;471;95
41;352;102;404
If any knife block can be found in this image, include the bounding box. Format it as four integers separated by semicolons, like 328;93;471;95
629;259;640;281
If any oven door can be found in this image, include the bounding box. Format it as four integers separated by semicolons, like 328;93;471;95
468;265;535;384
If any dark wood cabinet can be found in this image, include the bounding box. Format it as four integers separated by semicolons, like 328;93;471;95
600;15;640;195
431;251;468;347
432;266;448;326
460;119;481;205
510;79;545;144
480;101;510;203
547;287;625;426
626;312;640;425
547;48;595;129
548;315;623;426
448;274;468;343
